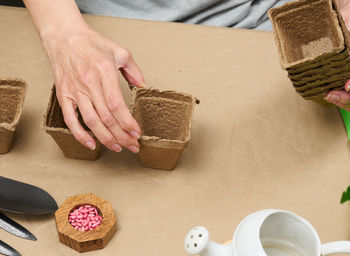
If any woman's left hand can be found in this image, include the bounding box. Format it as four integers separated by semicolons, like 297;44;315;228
325;0;350;109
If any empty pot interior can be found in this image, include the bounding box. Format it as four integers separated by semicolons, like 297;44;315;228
133;92;194;141
259;212;319;256
275;0;342;64
0;84;25;124
46;89;89;130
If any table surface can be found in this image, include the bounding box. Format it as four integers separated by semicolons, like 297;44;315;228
1;6;350;256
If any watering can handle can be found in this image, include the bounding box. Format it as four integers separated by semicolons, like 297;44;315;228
321;241;350;255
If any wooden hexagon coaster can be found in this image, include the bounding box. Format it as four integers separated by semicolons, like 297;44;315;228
55;193;117;253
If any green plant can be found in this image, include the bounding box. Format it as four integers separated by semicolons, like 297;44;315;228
341;186;350;203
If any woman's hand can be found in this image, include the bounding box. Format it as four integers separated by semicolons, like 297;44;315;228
325;0;350;109
24;0;144;153
43;26;144;153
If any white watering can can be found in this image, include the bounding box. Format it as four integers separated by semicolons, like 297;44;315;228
185;209;350;256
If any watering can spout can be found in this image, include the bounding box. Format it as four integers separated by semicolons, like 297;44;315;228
185;226;233;256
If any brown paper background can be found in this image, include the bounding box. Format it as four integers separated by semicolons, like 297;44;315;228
1;6;350;256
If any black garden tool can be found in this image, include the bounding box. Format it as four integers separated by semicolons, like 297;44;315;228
0;176;58;215
0;240;21;256
0;176;58;255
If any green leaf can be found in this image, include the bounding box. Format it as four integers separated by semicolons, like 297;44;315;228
340;108;350;141
341;187;350;204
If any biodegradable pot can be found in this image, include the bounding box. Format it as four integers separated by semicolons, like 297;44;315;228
268;0;345;69
0;79;27;154
286;49;349;74
290;61;350;86
44;86;102;160
55;193;117;253
131;88;199;171
303;94;333;107
297;80;347;97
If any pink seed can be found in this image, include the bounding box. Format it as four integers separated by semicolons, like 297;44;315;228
69;206;102;231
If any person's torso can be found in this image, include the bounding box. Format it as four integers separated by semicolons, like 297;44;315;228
75;0;291;30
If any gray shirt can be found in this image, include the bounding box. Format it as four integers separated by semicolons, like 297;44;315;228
76;0;290;30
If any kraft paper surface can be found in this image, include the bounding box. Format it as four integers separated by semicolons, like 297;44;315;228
1;6;350;256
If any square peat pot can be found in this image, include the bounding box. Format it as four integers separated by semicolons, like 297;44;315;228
44;86;102;160
268;0;345;70
0;79;27;154
131;88;199;171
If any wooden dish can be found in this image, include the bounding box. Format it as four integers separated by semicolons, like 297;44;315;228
55;193;117;253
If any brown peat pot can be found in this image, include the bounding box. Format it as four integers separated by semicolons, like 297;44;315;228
44;86;102;160
131;88;199;171
0;79;27;154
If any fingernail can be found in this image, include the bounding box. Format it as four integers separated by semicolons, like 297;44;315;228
139;82;147;88
346;82;350;92
112;144;122;152
130;131;140;139
86;142;96;150
128;145;139;153
325;94;340;103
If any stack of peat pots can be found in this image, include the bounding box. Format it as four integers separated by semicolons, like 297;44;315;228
269;0;350;106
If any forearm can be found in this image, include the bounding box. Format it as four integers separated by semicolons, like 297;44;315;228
23;0;88;39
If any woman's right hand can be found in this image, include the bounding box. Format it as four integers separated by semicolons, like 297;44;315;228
43;25;145;153
24;0;145;153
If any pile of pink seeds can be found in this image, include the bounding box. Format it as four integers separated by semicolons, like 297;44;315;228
68;205;103;231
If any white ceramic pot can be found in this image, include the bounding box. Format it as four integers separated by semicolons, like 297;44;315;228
185;209;350;256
